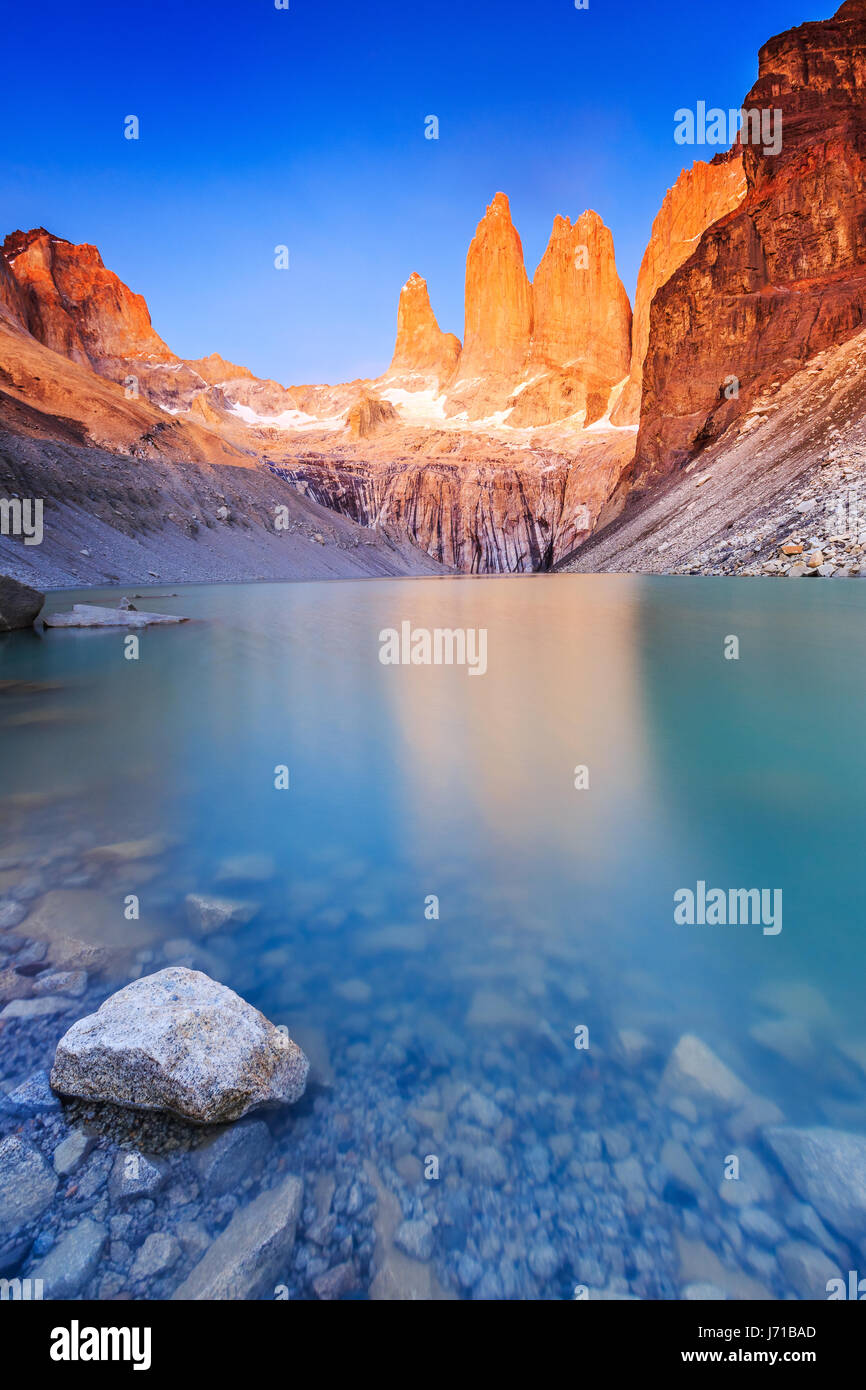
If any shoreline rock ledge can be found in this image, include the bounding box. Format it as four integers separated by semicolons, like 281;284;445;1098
50;967;309;1125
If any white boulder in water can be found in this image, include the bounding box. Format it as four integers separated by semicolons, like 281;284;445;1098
50;967;308;1124
43;602;187;628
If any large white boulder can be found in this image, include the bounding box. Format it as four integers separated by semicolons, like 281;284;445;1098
50;967;308;1124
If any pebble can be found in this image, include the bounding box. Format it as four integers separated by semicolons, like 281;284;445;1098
192;1119;272;1198
461;1145;508;1185
777;1240;840;1300
1;994;75;1020
660;1140;707;1202
659;1035;751;1113
457;1253;483;1289
184;894;260;934
53;1131;96;1177
528;1241;560;1279
394;1219;434;1261
737;1206;786;1247
131;1232;182;1280
0;1136;58;1233
109;1151;168;1201
32;970;88;997
1;1069;61;1116
30;1218;106;1298
0;901;27;930
313;1260;357;1299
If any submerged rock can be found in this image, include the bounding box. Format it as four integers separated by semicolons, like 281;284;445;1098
312;1260;358;1300
131;1231;181;1281
777;1240;840;1300
394;1218;434;1262
0;1070;62;1117
215;854;276;885
52;1130;95;1177
30;1218;106;1299
192;1119;272;1197
764;1126;866;1245
85;836;169;865
0;575;44;631
171;1174;303;1299
185;893;260;935
20;888;156;972
659;1034;751;1113
108;1150;168;1201
0;1136;57;1234
50;967;309;1124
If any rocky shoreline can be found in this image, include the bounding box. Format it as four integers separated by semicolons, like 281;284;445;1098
1;790;866;1301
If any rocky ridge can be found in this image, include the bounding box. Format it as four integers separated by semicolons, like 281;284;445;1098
4;6;866;577
631;0;866;486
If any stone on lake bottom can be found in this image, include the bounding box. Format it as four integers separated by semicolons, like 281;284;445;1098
216;854;276;885
1;1070;62;1117
313;1261;358;1300
659;1034;751;1113
764;1126;866;1245
394;1219;434;1262
184;893;260;935
193;1119;272;1197
777;1240;841;1299
52;1130;95;1177
0;1136;58;1235
30;1218;106;1299
131;1232;182;1281
171;1175;303;1299
50;967;309;1124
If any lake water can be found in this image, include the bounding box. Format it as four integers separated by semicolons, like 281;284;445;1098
1;574;865;1300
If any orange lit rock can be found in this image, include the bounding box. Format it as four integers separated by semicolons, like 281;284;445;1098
449;192;532;411
611;154;746;426
386;272;460;386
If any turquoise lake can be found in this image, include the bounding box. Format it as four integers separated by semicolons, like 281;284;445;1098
1;574;864;1299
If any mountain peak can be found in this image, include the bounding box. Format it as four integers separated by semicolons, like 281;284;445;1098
3;228;71;261
387;271;460;384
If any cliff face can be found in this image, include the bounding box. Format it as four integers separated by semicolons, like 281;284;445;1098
632;0;866;482
530;211;631;377
557;325;866;578
386;272;460;386
272;431;632;572
0;249;26;328
512;210;632;427
3;229;173;371
610;154;746;426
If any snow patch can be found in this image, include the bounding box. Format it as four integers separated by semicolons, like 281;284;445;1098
583;376;638;433
228;402;342;432
379;387;447;422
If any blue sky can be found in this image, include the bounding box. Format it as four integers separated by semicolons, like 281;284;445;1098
1;0;829;385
